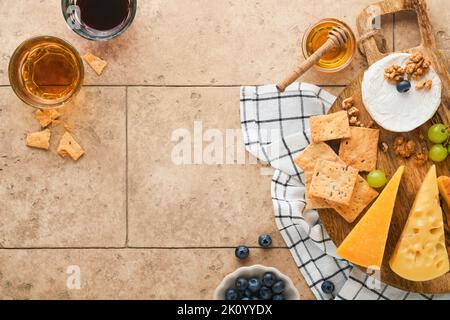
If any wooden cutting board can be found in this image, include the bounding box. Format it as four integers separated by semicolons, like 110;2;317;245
319;0;450;294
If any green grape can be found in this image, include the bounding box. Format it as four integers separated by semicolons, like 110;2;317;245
428;124;449;144
429;144;448;162
367;170;387;188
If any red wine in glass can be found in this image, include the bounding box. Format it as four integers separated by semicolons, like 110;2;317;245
76;0;131;31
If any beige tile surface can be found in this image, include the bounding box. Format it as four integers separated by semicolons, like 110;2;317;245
0;0;392;86
0;87;126;247
127;87;284;247
0;248;315;300
0;0;448;300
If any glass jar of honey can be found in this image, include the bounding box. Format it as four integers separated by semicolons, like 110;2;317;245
302;18;356;73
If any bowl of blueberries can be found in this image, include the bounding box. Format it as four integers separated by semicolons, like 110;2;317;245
213;265;300;300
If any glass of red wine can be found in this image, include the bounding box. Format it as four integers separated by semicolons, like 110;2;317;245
62;0;137;41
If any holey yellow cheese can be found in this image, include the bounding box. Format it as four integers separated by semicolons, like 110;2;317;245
390;165;449;282
337;166;405;269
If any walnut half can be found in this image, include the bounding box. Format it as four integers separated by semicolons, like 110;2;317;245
384;65;405;82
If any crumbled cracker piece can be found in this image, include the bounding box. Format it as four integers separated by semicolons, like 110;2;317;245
35;109;61;128
57;132;85;161
83;52;108;76
26;129;51;150
384;64;405;82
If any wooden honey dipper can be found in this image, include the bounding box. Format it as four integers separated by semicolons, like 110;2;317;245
277;26;350;92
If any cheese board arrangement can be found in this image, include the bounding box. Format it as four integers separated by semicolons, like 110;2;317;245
294;0;450;293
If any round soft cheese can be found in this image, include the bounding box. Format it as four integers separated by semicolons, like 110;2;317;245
362;53;442;133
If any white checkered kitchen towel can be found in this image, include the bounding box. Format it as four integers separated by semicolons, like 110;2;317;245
240;83;450;300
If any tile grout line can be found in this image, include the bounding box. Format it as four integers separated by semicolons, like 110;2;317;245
125;86;129;247
0;246;289;250
0;84;348;88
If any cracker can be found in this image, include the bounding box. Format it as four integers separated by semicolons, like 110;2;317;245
26;129;51;150
295;142;343;184
35;109;61;128
309;160;358;205
57;132;85;161
306;175;378;223
310;111;351;143
339;127;380;172
83;52;107;76
332;176;379;223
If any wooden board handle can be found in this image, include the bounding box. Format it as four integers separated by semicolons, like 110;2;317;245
357;0;437;65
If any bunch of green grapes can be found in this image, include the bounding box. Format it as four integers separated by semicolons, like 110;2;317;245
428;124;450;163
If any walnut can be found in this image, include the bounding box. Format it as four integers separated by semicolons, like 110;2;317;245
384;65;405;82
342;97;354;110
414;151;428;165
394;136;405;147
416;79;433;90
394;136;416;158
405;52;431;80
347;107;359;117
380;142;389;153
416;81;425;90
349;116;358;125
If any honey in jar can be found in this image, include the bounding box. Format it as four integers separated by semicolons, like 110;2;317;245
302;18;356;72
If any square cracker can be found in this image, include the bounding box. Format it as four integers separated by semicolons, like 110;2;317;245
331;176;379;223
306;175;378;223
310;111;351;143
339;127;380;172
295;142;378;221
295;142;343;209
309;160;358;205
295;142;343;184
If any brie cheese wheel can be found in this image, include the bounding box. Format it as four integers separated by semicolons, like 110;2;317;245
362;53;442;133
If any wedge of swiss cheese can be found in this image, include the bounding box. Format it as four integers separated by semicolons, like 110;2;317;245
390;165;449;281
336;166;405;269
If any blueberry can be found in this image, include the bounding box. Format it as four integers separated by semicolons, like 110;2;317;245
321;280;335;294
258;234;273;248
235;277;249;291
262;272;276;287
396;80;411;93
272;280;285;294
225;288;239;300
251;296;260;300
235;245;250;260
241;297;250;301
259;286;273;300
273;294;285;300
248;277;262;293
243;289;253;298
